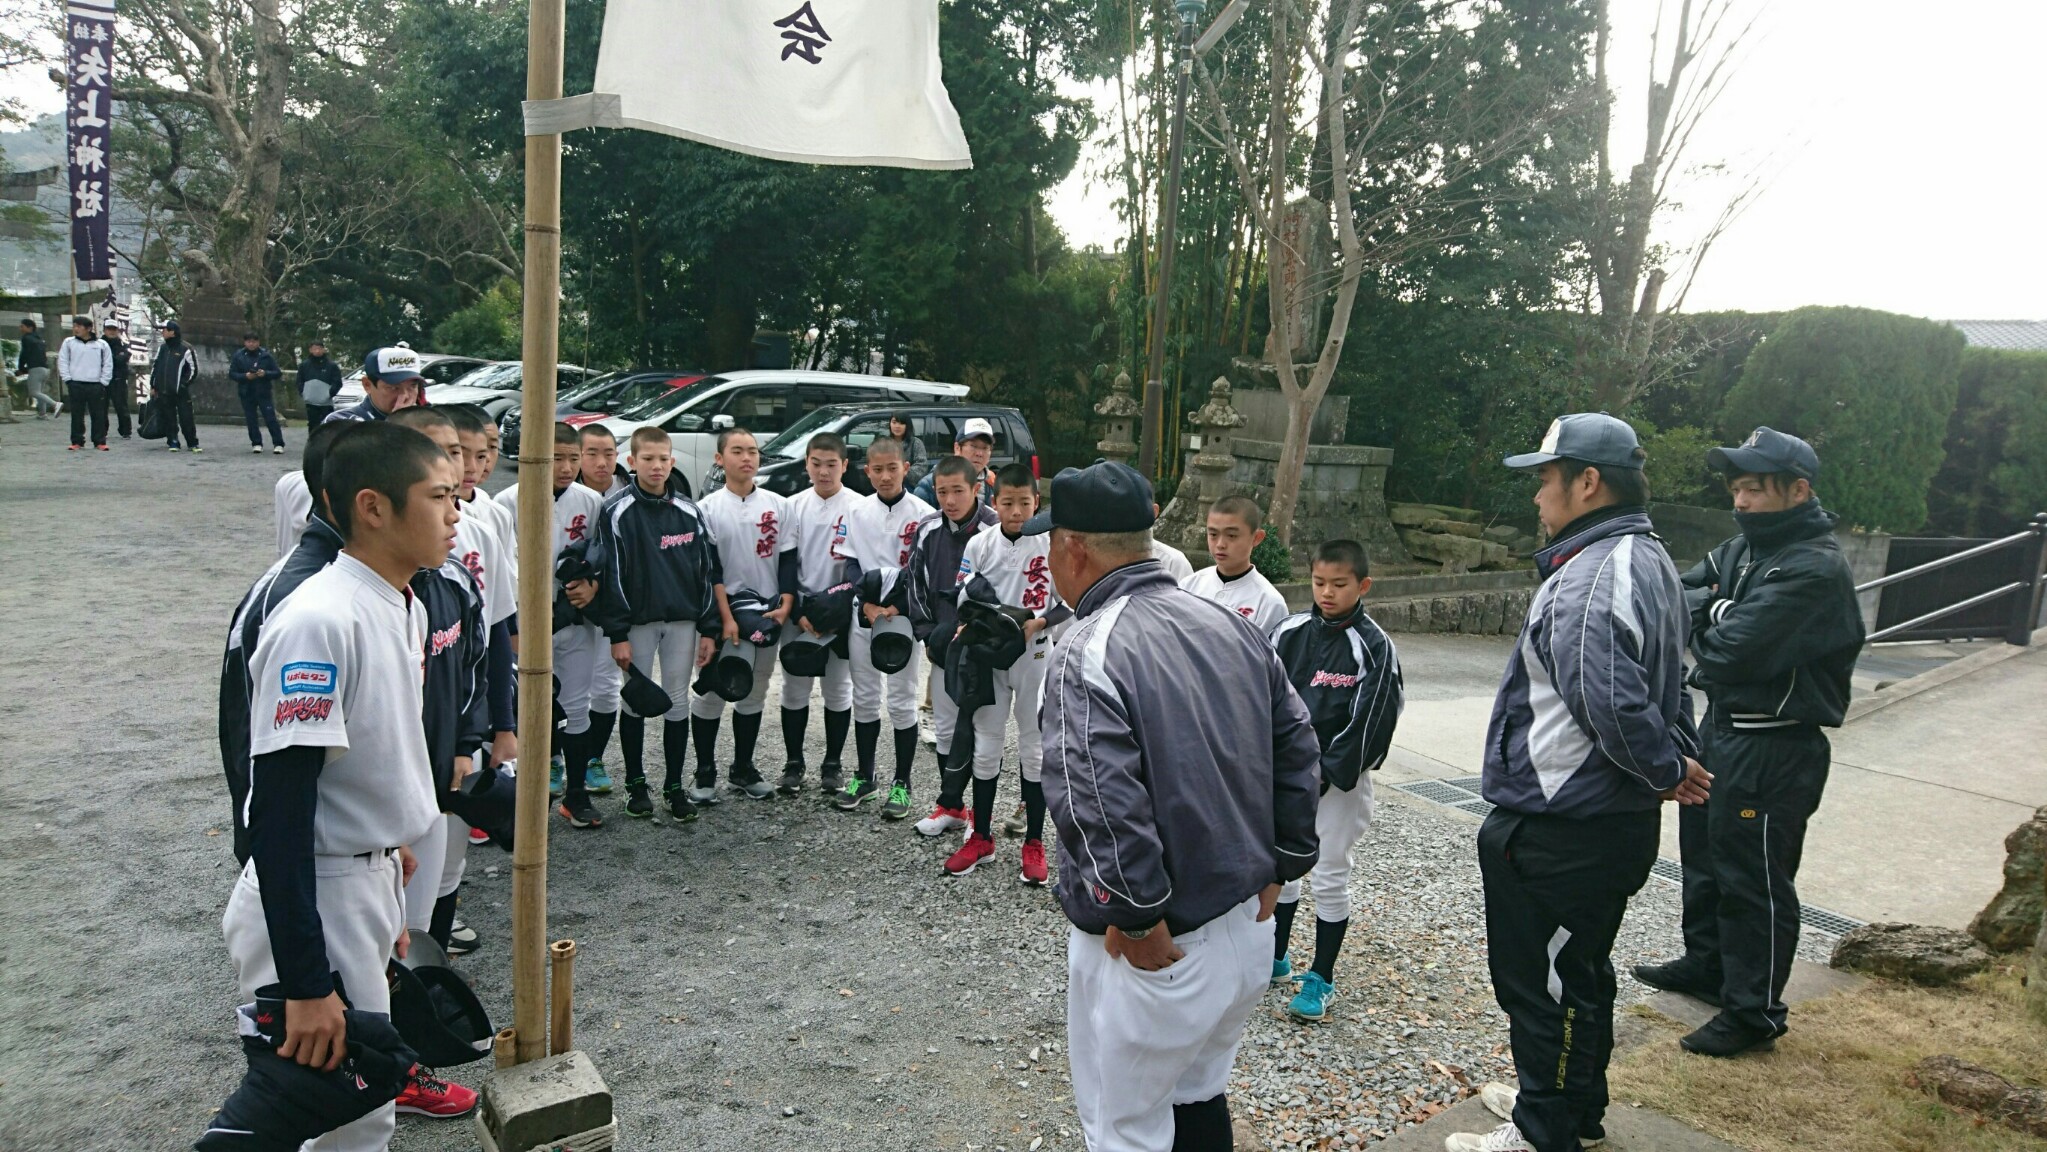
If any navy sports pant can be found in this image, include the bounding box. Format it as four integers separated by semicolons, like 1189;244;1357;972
239;379;285;446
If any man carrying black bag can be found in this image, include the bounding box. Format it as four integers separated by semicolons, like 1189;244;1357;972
1634;428;1864;1057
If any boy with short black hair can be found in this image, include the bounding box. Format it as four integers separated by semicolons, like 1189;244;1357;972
901;454;999;824
590;426;723;822
835;436;934;811
778;432;863;794
1268;538;1403;1023
689;425;797;802
1183;494;1289;637
225;421;463;1147
928;462;1069;882
444;405;520;787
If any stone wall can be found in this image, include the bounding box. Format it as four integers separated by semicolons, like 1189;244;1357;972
1156;437;1411;571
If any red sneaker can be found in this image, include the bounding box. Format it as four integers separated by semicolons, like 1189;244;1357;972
394;1066;478;1117
944;833;995;876
1019;839;1048;886
467;824;490;846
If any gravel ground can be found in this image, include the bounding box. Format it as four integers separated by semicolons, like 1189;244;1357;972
0;432;1826;1152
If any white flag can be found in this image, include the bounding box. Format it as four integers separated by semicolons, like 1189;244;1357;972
525;0;971;171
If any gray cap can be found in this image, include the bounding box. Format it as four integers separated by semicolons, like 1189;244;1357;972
1503;413;1645;472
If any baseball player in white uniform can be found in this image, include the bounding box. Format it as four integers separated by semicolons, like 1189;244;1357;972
226;421;458;1150
834;436;933;809
1181;496;1289;637
274;423;353;558
1150;537;1195;583
690;426;796;803
777;431;863;795
928;463;1070;883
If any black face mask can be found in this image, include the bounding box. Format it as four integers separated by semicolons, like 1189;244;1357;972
1732;496;1833;551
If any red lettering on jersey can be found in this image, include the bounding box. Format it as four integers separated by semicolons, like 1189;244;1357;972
1238;606;1256;618
756;510;780;559
896;521;918;566
566;513;588;542
461;550;485;592
1309;670;1359;689
660;531;696;549
274;696;336;727
1022;555;1050;610
429;620;463;656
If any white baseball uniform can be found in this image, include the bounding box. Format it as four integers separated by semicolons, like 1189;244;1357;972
227;552;439;1152
1150;539;1195;583
956;528;1062;782
274;471;313;558
778;484;862;711
501;480;608;733
690;484;794;717
1181;565;1289;638
844;490;933;727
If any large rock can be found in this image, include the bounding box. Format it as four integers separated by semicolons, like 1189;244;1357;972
1389;503;1436;527
1911;1056;2047;1138
1967;806;2047;952
1400;529;1510;574
1422;517;1485;540
1482;524;1519;543
1830;922;1991;986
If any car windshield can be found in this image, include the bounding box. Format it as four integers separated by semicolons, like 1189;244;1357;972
614;375;715;420
600;377;685;414
447;362;521;391
762;406;864;459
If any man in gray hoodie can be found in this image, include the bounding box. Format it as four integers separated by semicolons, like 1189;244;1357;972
1031;459;1322;1152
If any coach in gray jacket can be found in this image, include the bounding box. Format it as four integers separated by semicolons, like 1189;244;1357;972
1029;459;1321;1152
1456;414;1711;1152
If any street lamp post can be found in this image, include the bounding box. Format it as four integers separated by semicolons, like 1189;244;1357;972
1136;0;1205;480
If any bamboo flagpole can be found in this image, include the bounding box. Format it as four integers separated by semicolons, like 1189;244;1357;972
510;0;565;1066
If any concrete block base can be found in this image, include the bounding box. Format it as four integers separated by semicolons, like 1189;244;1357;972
476;1049;615;1152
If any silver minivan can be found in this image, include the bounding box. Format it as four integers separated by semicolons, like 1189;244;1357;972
593;369;969;490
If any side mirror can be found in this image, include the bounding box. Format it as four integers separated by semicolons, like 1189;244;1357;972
671;413;705;432
710;413;736;431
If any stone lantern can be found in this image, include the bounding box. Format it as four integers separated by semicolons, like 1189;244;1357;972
1094;371;1140;466
1186;376;1245;528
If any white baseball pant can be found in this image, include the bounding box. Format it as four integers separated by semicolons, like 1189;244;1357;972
222;851;407;1152
930;655;962;755
1066;894;1272;1152
970;643;1050;782
1278;775;1374;922
848;626;919;729
624;622;698;720
553;623;603;736
689;641;779;718
779;652;854;711
402;815;452;932
591;636;623;712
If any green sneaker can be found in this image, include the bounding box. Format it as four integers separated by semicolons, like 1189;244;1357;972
1287;972;1333;1022
835;776;878;811
624;779;653;818
881;782;912;820
663;784;699;822
548;755;565;799
1271;953;1294;987
586;759;613;794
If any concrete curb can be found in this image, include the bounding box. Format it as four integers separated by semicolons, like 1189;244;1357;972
1845;629;2046;724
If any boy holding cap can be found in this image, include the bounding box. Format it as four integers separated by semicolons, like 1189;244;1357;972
326;348;424;424
1459;413;1710;1152
902;455;1000;826
1633;427;1862;1058
836;437;934;811
777;432;863;795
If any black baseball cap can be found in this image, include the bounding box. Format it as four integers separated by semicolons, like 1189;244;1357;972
1707;426;1819;482
1021;460;1156;535
1503;413;1645;472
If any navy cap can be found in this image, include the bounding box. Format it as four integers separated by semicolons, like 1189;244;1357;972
1707;426;1819;482
1021;460;1156;536
1503;413;1645;472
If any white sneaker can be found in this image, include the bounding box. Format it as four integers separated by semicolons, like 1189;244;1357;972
273;444;285;454
914;805;969;838
251;444;264;453
1475;1086;1606;1150
1445;1123;1534;1152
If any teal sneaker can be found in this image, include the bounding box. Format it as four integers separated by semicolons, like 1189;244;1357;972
548;754;565;799
586;758;613;794
1271;954;1294;987
1287;972;1334;1022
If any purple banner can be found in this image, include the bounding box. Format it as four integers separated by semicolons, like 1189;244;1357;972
66;0;115;282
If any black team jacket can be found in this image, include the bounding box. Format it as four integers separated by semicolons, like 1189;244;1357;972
587;481;724;642
1271;600;1404;792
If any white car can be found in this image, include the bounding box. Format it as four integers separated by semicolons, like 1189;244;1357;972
419;360;596;421
331;352;491;408
594;369;970;493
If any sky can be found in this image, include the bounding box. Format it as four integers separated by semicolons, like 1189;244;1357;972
6;0;2041;320
1047;0;2047;321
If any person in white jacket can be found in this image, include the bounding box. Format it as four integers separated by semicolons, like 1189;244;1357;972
57;316;114;451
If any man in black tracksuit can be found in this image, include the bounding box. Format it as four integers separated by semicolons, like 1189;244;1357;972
103;323;132;438
1635;427;1863;1058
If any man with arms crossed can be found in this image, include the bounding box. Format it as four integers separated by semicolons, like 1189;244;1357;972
1034;459;1322;1152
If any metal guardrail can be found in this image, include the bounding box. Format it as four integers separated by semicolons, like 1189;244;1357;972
1858;513;2047;645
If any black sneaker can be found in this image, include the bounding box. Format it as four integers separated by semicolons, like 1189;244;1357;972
1633;958;1723;1006
1678;1013;1778;1058
818;763;845;795
881;781;913;820
557;795;602;828
835;776;878;810
445;920;480;956
777;761;805;795
624;779;653;818
664;785;698;822
731;763;774;800
688;773;721;806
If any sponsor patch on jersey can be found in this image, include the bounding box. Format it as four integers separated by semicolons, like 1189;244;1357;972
275;696;336;727
660;531;696;549
1309;670;1359;689
280;661;337;696
429;621;463;656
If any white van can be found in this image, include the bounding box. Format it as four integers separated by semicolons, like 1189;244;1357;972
594;369;970;492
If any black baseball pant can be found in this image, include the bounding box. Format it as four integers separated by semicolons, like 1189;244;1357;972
1679;718;1830;1035
66;380;109;447
1479;806;1658;1152
108;377;131;436
165;388;199;447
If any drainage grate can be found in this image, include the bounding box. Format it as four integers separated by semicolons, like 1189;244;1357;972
1455;798;1495;818
1399;779;1480;807
1447;776;1486;793
1646;857;1863;937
